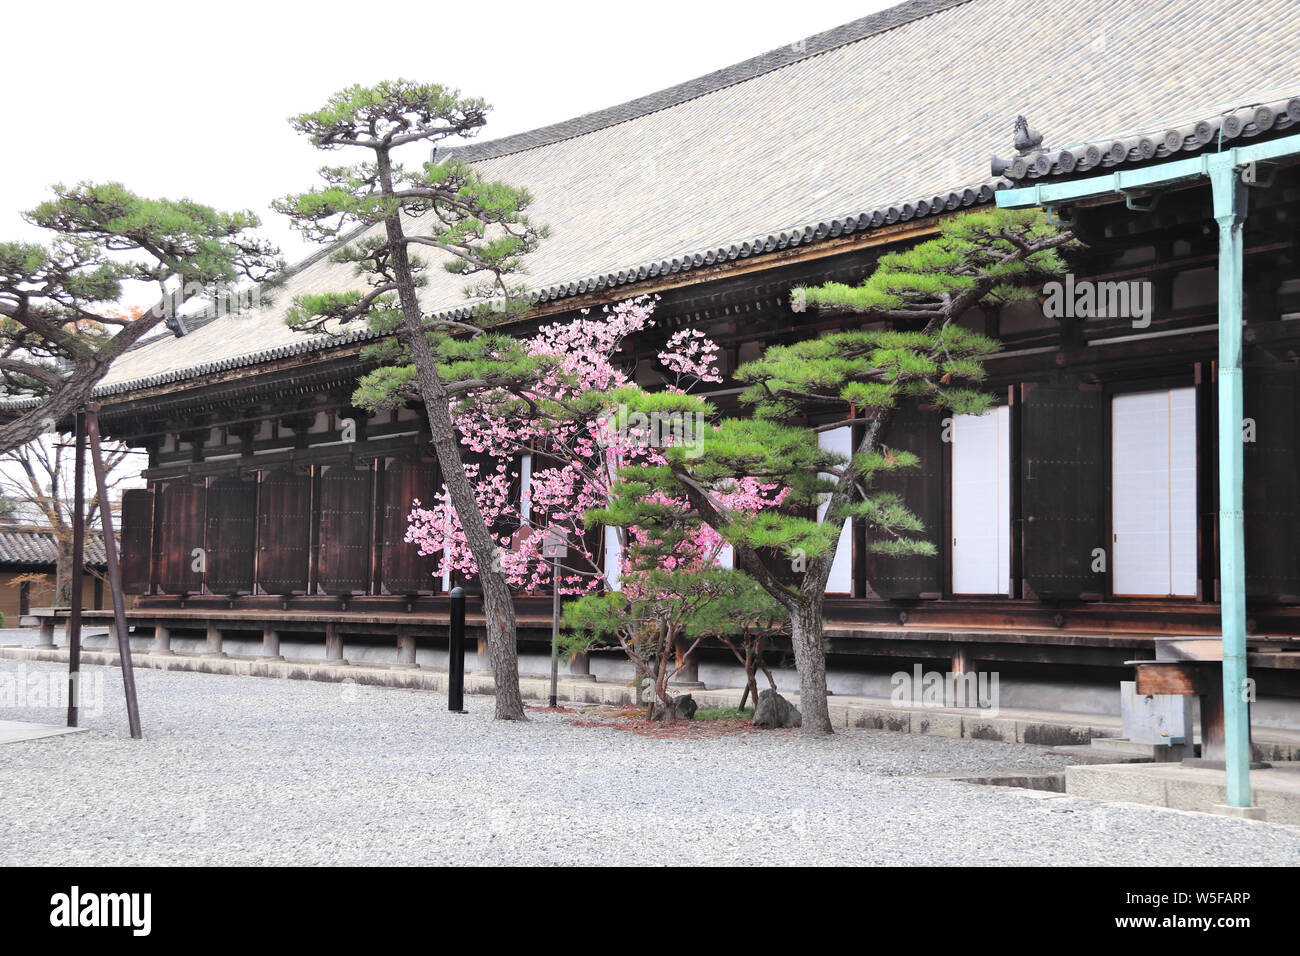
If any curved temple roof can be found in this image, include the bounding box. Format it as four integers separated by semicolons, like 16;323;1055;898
96;0;1300;398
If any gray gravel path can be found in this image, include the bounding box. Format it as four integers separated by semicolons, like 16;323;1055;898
1;657;1296;866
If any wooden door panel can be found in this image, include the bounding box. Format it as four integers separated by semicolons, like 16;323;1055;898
319;465;372;595
256;469;310;595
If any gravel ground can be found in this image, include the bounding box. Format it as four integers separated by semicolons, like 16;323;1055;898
1;656;1297;866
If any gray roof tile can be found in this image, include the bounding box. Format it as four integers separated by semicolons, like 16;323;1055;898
0;528;107;567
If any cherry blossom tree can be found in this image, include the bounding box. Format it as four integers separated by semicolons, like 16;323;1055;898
405;295;724;595
404;295;789;721
563;477;785;721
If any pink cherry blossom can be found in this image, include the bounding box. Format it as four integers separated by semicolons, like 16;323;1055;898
404;296;784;596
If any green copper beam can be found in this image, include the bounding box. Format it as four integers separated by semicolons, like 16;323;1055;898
995;133;1300;210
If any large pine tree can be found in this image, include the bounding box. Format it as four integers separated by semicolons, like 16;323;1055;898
276;80;548;720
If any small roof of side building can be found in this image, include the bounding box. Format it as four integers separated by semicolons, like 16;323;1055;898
0;528;107;568
96;0;1300;398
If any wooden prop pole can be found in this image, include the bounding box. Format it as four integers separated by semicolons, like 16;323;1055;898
86;402;142;739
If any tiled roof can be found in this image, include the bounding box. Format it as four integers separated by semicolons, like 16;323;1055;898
442;0;975;164
0;528;107;567
91;0;1300;399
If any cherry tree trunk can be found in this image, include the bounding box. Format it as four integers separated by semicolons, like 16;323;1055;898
54;546;74;608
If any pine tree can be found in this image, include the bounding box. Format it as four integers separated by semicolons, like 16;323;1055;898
276;80;549;721
600;209;1074;734
0;184;277;452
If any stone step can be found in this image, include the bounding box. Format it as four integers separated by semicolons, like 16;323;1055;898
1065;761;1300;823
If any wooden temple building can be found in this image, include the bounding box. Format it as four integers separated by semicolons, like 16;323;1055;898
61;0;1300;723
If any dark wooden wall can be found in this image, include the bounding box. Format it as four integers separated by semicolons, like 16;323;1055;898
257;469;311;595
380;459;440;595
120;456;443;598
864;400;945;599
1019;383;1105;601
206;476;257;594
318;465;372;595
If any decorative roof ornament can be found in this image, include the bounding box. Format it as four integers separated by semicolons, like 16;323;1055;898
1013;115;1043;154
991;115;1049;179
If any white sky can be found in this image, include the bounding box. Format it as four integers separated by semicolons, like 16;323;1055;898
1;0;891;303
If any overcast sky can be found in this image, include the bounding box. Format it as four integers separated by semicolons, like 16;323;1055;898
2;0;891;299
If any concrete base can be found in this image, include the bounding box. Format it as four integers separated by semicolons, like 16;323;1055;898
1211;804;1269;821
1180;757;1271;770
1048;743;1153;765
1090;737;1190;761
1066;761;1300;824
668;680;707;690
0;720;87;744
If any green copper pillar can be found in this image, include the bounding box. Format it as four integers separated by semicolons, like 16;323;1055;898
1207;155;1251;807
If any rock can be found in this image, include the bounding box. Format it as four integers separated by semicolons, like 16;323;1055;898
651;694;697;721
752;689;802;729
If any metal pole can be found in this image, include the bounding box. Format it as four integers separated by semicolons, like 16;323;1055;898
1208;158;1251;806
66;409;86;728
85;403;142;739
447;586;467;713
549;554;560;708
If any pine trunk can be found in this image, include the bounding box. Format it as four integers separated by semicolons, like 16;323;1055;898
789;596;833;734
407;313;526;721
781;407;894;736
377;150;525;722
425;391;526;720
0;360;104;455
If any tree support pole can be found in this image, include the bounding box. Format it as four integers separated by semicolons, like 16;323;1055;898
66;409;86;727
86;402;142;739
